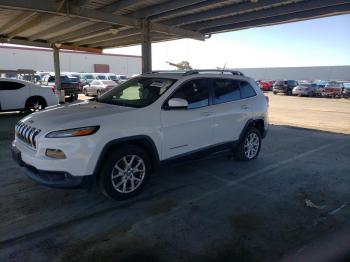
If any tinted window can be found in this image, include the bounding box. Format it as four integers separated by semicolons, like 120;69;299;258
213;79;240;104
96;75;106;80
0;81;25;90
172;79;209;109
240;81;256;99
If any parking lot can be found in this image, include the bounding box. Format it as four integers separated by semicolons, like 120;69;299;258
0;94;349;261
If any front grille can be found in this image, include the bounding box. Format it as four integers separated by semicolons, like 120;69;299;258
15;121;41;149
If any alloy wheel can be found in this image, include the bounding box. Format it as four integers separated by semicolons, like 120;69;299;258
111;155;146;194
244;133;260;159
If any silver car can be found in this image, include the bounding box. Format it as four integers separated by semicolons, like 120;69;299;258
292;83;319;97
83;80;117;96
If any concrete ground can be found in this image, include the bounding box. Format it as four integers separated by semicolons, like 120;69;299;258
0;95;350;262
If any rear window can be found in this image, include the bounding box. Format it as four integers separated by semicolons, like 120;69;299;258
119;76;127;80
0;81;25;90
275;80;286;85
240;81;256;99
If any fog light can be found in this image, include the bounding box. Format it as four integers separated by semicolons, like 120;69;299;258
45;149;66;159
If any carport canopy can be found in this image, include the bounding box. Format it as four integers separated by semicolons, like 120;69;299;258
0;0;349;80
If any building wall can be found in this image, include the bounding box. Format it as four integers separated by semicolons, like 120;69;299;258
237;66;350;81
0;46;141;77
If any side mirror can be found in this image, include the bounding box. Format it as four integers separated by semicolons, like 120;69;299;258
168;98;188;109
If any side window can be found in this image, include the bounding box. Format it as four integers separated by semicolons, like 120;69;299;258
240;81;256;99
213;79;240;104
48;76;55;82
0;81;25;90
171;79;209;109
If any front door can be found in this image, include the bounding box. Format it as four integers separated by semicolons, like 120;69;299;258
160;78;214;160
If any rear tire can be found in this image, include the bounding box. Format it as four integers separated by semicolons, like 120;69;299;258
84;89;89;96
234;127;262;161
273;91;277;95
25;97;47;112
98;145;151;200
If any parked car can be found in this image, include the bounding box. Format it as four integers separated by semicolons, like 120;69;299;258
41;74;80;101
273;80;298;95
93;73;107;80
342;82;350;98
83;80;117;96
80;73;96;86
292;83;318;97
257;80;273;91
12;69;268;200
313;81;328;97
322;82;344;98
115;74;128;84
0;78;58;112
104;73;118;83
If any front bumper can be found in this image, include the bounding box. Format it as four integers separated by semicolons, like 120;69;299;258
12;144;94;189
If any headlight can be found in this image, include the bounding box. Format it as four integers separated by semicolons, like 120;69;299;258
45;126;99;138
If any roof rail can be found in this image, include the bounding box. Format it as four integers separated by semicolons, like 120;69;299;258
145;70;187;74
183;69;245;76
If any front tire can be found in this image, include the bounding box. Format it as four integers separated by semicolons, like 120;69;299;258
98;145;151;200
234;127;262;161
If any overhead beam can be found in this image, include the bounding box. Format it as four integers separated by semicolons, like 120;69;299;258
49;23;112;43
187;0;350;31
75;28;140;46
201;3;350;34
28;19;90;41
0;37;50;48
99;0;140;14
0;0;204;40
7;13;53;39
150;0;228;21
0;37;103;52
130;0;207;19
163;0;289;26
0;11;37;34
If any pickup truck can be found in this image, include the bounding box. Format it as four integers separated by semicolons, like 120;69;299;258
42;74;80;101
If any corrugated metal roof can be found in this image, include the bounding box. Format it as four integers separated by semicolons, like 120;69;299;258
0;0;349;51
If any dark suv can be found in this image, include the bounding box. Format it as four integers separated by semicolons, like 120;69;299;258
273;80;298;95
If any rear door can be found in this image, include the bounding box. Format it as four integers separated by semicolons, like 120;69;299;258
160;78;214;160
211;78;257;144
0;80;29;110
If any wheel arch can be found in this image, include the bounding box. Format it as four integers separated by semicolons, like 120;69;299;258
239;119;266;142
93;135;160;181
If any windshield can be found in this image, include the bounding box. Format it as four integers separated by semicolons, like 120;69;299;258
96;75;107;80
85;74;94;79
108;75;117;80
97;77;176;108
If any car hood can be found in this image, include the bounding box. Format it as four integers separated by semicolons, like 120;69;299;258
20;100;135;130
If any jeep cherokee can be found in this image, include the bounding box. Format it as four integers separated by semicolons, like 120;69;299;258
12;70;269;200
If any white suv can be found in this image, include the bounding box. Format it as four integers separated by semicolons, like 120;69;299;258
12;70;268;200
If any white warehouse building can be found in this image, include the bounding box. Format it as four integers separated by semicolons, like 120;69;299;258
0;45;141;77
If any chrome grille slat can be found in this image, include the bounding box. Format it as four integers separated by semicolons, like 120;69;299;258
15;121;41;149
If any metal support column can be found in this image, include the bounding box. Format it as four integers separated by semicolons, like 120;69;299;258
141;20;152;73
53;45;64;103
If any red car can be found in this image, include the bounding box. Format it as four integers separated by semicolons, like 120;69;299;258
257;80;273;91
322;82;344;98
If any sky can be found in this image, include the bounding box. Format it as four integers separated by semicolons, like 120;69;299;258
105;14;350;70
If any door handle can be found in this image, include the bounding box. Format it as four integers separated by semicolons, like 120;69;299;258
202;112;213;117
241;105;249;110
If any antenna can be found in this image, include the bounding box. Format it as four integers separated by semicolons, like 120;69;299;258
222;62;227;74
